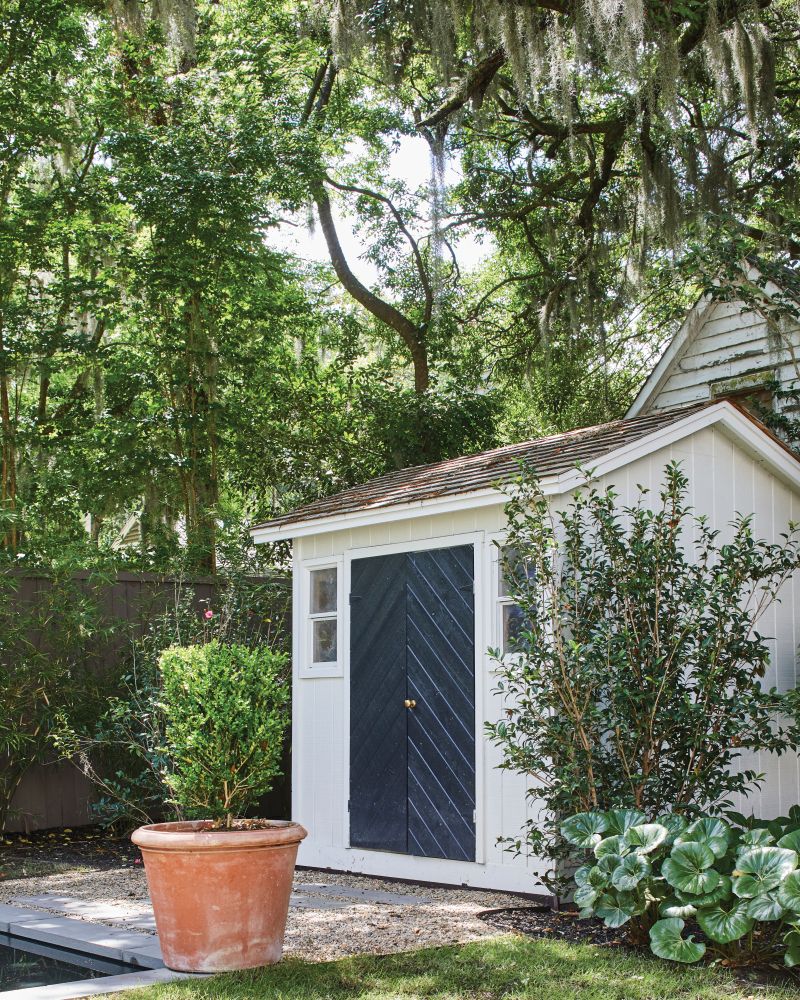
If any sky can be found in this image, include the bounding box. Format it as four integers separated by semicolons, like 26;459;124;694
268;135;493;285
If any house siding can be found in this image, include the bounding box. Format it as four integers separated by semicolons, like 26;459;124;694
646;299;800;413
288;423;800;894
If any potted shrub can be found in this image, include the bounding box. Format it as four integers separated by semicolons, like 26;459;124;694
131;640;305;973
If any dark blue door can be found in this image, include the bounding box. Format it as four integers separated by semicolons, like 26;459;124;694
349;553;408;853
349;545;475;862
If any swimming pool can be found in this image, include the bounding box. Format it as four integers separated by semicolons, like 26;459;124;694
0;932;137;992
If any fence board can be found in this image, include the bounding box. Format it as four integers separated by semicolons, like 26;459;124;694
4;571;290;833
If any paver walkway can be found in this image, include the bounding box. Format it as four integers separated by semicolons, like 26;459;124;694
9;882;431;924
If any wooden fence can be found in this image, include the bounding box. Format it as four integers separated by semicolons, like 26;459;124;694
4;571;291;833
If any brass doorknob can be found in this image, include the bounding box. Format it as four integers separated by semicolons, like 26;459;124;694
404;699;417;709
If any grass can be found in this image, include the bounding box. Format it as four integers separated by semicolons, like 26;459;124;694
122;934;799;1000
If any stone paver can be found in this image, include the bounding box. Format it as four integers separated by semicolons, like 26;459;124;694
0;903;188;1000
6;914;163;968
0;903;41;932
289;893;351;910
10;896;154;929
296;882;431;905
0;968;193;1000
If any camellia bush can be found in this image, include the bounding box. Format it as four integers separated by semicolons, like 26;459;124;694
159;640;290;827
487;462;800;883
562;808;800;967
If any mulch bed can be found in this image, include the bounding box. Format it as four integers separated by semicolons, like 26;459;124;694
0;825;140;879
479;905;630;949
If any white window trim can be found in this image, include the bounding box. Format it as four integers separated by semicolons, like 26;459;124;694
301;554;344;678
489;534;529;669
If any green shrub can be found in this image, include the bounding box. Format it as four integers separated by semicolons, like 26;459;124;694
487;462;800;886
0;570;110;829
159;640;289;826
55;575;289;829
562;808;800;968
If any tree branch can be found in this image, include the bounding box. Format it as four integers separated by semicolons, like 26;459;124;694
323;174;434;325
313;186;430;391
416;49;506;130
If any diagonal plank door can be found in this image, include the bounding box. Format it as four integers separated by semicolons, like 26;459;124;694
349;545;475;861
406;546;476;862
349;552;408;853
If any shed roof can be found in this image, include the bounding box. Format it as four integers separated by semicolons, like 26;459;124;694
252;401;724;537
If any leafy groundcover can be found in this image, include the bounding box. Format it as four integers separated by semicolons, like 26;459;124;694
557;808;800;976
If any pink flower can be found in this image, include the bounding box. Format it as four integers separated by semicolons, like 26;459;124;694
203;609;213;620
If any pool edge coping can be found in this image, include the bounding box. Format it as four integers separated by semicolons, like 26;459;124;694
0;904;205;999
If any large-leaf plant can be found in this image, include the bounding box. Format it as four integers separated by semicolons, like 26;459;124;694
562;808;800;968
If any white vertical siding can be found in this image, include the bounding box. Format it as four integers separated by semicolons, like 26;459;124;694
290;424;800;894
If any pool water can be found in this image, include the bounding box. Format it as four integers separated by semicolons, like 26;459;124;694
0;933;138;991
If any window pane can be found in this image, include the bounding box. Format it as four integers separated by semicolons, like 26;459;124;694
502;603;527;654
499;546;534;597
313;618;338;663
311;568;337;613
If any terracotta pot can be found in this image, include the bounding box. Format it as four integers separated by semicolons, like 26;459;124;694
131;819;308;973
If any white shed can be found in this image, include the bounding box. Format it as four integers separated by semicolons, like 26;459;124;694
251;400;800;894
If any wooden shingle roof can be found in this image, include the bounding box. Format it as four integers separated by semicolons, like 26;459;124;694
253;401;718;535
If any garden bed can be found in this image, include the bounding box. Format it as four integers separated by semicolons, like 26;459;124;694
479;905;628;948
479;906;800;989
0;825;139;880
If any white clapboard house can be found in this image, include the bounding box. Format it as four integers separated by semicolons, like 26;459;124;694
251;268;800;894
629;263;800;418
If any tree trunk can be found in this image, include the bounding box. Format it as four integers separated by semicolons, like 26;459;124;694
314;187;430;393
183;290;217;574
0;316;18;552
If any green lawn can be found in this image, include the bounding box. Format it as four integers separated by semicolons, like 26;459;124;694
123;935;798;1000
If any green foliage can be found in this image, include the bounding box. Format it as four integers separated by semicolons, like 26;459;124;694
756;381;800;456
4;0;800;576
0;569;109;828
55;572;289;829
328;0;800;429
0;0;511;571
663;843;720;896
159;640;290;825
487;462;800;886
564;808;800;967
560;812;608;850
649;917;707;964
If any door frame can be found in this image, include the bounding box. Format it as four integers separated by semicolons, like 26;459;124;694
343;530;487;864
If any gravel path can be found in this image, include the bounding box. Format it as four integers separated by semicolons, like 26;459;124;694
1;865;529;962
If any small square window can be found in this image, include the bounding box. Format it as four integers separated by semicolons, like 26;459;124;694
312;618;338;663
502;602;527;654
311;567;337;613
499;546;535;598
